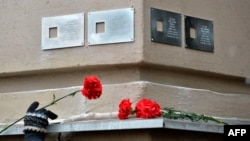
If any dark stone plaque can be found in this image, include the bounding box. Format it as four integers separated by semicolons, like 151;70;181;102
151;8;182;46
185;16;214;52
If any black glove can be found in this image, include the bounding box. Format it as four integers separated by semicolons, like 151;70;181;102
23;101;58;141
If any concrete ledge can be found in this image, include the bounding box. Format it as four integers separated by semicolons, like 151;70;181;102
1;81;250;136
0;118;221;135
2;117;250;136
1;81;250;123
163;119;224;133
1;118;163;135
143;82;250;118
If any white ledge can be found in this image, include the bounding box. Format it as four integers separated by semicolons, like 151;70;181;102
0;118;222;136
2;117;250;136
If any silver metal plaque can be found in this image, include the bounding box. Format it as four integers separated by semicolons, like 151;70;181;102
88;8;134;45
41;13;84;50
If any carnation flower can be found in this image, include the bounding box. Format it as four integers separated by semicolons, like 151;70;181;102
1;75;104;133
135;98;162;118
118;99;133;120
1;75;227;134
81;75;102;100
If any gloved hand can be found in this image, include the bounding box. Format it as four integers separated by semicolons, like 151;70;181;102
23;101;58;141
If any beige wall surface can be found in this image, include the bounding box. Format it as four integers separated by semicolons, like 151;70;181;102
1;0;250;77
0;82;146;123
1;1;250;139
143;0;250;77
1;81;250;123
0;0;144;76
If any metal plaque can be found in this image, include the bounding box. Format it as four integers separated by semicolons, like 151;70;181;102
151;8;182;46
185;16;214;52
41;13;84;50
88;8;134;45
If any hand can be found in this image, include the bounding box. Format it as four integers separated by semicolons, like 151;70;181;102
23;101;58;141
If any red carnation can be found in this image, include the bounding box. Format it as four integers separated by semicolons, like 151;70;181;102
81;75;102;100
118;99;133;120
135;98;162;118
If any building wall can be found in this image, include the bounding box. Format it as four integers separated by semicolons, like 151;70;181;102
143;0;250;77
1;0;250;140
0;0;143;76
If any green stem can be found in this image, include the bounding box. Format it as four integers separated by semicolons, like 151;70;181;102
0;116;25;134
0;89;80;134
162;107;228;125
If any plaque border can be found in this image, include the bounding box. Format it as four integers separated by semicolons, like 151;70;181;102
151;7;182;46
185;16;214;52
41;13;84;50
88;8;134;45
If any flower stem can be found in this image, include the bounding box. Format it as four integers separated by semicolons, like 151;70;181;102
0;116;25;134
162;107;228;125
0;89;81;134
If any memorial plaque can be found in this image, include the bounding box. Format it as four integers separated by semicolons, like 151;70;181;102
185;16;214;52
41;13;84;50
88;8;134;45
151;8;182;46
